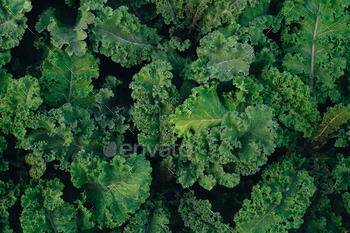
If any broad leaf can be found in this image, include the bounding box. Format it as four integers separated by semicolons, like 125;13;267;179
40;48;99;107
90;5;160;67
170;82;230;139
0;0;32;50
179;193;233;233
70;154;152;229
281;0;350;102
185;30;254;84
20;104;125;175
176;105;277;190
36;5;95;56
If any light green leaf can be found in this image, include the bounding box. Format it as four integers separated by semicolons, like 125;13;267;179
170;82;230;139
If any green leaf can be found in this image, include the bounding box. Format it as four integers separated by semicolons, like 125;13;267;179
89;5;160;67
0;0;32;50
70;154;152;229
130;60;179;153
124;201;172;233
176;105;277;190
0;75;43;141
40;48;99;107
281;0;350;102
314;104;350;144
0;180;18;233
332;153;350;192
36;5;95;56
185;30;254;84
170;82;230;139
20;178;78;233
343;192;350;214
20;104;121;175
0;50;11;67
260;68;320;144
87;76;128;134
179;192;233;233
0;135;8;171
234;157;316;232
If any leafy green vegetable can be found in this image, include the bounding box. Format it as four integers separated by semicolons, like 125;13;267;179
185;30;254;84
2;0;350;232
20;103;125;175
20;178;78;233
130;60;179;153
36;5;95;56
70;154;152;229
234;157;316;232
281;0;350;103
176;104;277;190
0;75;43;141
0;0;32;51
179;192;233;233
170;82;230;139
0;180;18;233
124;200;171;232
40;48;99;107
89;5;160;67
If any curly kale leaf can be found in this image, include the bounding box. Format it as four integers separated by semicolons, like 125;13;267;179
0;68;12;97
291;201;344;233
235;0;283;76
332;153;350;192
130;60;179;153
20;178;78;233
0;75;43;141
0;180;18;233
313;103;350;144
220;75;263;113
343;192;350;214
0;0;32;51
0;50;11;67
170;82;231;139
0;134;8;171
20;103;125;175
124;201;171;233
87;76;128;134
185;30;254;84
70;154;152;229
179;192;233;233
260;68;320;147
40;48;99;107
89;5;160;67
147;0;262;38
177;105;277;190
281;0;350;103
234;157;316;232
36;5;95;56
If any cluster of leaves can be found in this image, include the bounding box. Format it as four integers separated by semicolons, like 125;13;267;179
1;0;350;232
